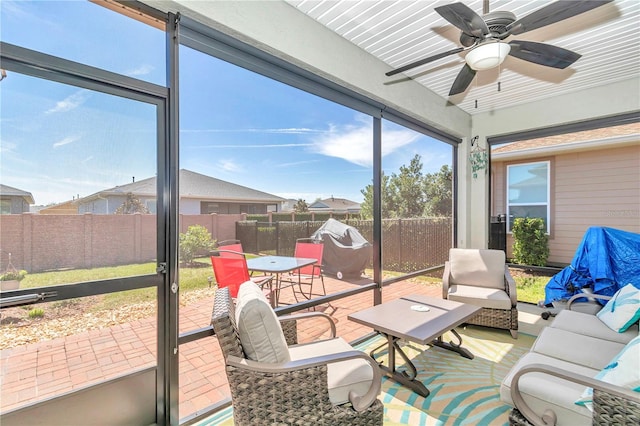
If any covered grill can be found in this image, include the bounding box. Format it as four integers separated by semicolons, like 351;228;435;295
311;219;372;279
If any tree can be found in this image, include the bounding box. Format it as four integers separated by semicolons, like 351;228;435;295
360;172;392;219
114;192;150;214
423;164;452;217
293;199;309;213
360;155;453;219
388;154;425;218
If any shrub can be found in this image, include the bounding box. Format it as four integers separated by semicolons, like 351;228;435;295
0;269;27;282
512;217;549;266
179;225;216;265
28;308;45;318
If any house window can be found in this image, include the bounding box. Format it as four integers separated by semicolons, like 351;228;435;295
507;161;550;233
1;199;11;214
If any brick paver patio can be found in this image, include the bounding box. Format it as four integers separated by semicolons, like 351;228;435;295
0;275;442;419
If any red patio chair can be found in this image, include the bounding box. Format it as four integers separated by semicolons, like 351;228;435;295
290;238;326;300
216;240;244;256
210;250;272;298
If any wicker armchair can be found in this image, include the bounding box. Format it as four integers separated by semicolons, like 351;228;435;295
442;248;518;338
509;364;640;426
211;284;383;425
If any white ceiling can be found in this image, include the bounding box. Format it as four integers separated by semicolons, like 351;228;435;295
286;0;640;115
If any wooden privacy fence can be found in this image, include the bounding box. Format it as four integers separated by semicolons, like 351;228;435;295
237;217;453;272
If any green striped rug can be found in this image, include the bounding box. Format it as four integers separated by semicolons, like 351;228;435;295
360;326;535;425
197;326;535;425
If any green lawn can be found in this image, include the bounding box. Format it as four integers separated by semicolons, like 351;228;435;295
19;258;215;312
17;259;550;312
514;275;549;305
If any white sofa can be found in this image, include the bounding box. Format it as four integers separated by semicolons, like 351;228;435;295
500;296;640;425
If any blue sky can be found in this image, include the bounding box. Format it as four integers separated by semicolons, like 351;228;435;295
1;1;452;206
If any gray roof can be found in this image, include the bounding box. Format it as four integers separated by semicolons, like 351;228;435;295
309;197;360;211
81;169;285;203
0;184;35;204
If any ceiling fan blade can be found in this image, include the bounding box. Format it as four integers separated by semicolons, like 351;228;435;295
509;40;581;69
435;2;489;38
386;47;464;76
506;0;613;36
449;63;476;96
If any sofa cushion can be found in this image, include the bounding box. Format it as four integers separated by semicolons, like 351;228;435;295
597;283;640;332
576;335;640;411
288;337;374;405
501;352;597;425
551;309;638;345
530;327;624;370
447;284;512;309
235;281;290;363
448;248;506;289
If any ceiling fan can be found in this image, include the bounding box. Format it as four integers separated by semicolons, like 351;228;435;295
385;1;613;96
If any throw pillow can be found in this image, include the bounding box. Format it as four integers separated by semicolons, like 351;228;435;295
235;281;290;363
575;335;640;411
597;283;640;332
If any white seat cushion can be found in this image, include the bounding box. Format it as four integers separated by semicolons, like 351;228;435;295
235;281;290;364
447;284;512;310
501;352;597;425
530;327;624;370
448;248;506;289
551;309;638;345
288;338;374;405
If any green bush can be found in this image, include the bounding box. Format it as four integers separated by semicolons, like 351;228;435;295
179;225;216;265
512;217;549;266
28;308;45;318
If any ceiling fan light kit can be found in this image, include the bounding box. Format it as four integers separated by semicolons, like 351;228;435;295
385;1;613;96
465;42;510;71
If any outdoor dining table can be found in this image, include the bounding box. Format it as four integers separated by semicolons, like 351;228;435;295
246;255;317;307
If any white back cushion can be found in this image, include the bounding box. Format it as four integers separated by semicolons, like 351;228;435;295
235;281;290;363
449;249;506;289
597;283;640;333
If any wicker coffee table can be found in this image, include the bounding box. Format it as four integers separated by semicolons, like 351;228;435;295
348;295;481;397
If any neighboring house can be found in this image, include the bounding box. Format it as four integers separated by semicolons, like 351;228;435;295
0;184;34;214
76;169;285;215
491;123;640;266
280;199;299;212
308;197;361;214
38;200;79;215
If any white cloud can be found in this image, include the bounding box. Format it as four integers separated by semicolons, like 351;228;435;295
216;159;243;173
46;90;89;114
127;64;155;76
53;136;80;148
182;128;324;134
309;122;420;167
198;143;313;149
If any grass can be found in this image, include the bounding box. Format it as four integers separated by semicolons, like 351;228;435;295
16;258;550;313
514;275;549;305
19;258;216;312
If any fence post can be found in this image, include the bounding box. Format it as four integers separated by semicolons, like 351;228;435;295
21;213;33;272
134;213;142;263
83;213;93;270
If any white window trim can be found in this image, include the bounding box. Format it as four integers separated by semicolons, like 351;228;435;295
506;160;550;234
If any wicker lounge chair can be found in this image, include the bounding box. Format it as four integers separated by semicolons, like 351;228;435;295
211;283;383;425
442;248;518;338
